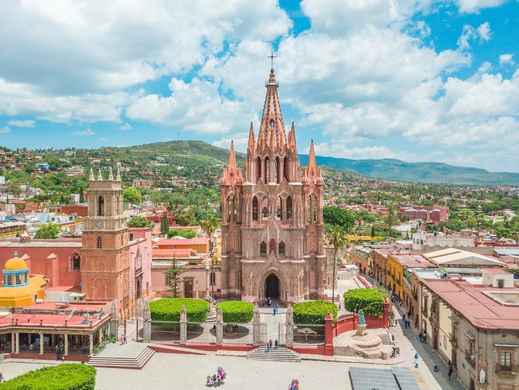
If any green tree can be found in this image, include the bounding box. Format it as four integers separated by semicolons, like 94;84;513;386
326;224;348;304
34;223;60;239
127;215;152;228
323;206;355;232
123;187;142;205
165;258;183;298
160;215;170;235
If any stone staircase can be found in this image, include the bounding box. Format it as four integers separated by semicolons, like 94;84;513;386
88;345;155;369
246;345;301;363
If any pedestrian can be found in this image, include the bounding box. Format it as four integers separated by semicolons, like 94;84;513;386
274;339;278;349
0;372;4;383
414;352;420;368
448;363;453;380
269;339;273;351
265;342;269;352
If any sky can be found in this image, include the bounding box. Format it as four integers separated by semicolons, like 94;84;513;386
0;0;519;172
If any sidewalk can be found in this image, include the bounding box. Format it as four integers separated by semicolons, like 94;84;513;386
393;307;465;390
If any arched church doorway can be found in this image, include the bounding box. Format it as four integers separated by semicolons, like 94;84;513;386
265;274;280;301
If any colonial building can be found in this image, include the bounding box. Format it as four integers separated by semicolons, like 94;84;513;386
220;68;325;303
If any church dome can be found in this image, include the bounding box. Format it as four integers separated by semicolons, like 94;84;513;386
4;257;28;271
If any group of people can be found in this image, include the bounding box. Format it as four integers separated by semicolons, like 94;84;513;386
288;378;300;390
265;339;278;351
206;367;226;387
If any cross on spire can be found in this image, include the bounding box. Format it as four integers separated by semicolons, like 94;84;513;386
268;48;277;70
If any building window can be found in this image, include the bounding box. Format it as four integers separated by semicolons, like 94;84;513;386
279;241;286;257
97;196;104;216
71;254;81;271
260;242;267;257
256;157;262;182
96;236;102;249
275;157;281;184
277;196;283;219
286;196;293;220
252;196;259;221
264;157;270;183
499;350;512;368
129;233;134;241
262;207;269;219
283;156;289;181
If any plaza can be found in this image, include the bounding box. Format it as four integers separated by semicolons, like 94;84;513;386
0;307;465;390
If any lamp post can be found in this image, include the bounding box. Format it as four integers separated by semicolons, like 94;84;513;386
209;236;215;299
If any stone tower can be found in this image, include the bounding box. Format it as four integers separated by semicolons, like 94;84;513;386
220;68;325;303
81;165;131;319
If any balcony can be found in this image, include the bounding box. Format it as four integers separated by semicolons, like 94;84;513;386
496;364;519;376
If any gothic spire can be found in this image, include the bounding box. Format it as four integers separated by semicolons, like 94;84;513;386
288;121;297;152
97;168;103;181
108;166;114;181
308;139;318;176
257;67;286;152
227;140;237;170
116;163;121;181
89;167;95;181
247;122;256;153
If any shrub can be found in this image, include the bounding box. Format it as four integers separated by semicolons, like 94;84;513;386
217;301;253;323
167;228;196;239
1;363;96;390
150;298;209;323
128;215;152;228
344;288;386;317
293;300;338;325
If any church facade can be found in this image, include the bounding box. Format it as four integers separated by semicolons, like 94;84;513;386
220;68;325;304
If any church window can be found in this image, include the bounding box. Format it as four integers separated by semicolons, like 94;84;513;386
252;196;259;221
71;253;81;271
277;196;283;219
96;236;102;249
262;207;269;219
283;156;289;181
286;196;293;220
309;194;318;223
227;195;235;223
97;196;105;216
256;157;262;183
279;241;286;257
269;119;275;128
260;242;267;257
264;157;270;183
269;239;276;254
275;157;281;184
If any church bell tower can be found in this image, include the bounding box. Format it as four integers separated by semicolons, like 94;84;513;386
80;165;131;319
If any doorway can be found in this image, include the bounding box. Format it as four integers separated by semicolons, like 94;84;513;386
265;274;280;301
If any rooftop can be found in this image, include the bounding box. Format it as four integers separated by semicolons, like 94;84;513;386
390;254;434;268
423;247;504;267
0;239;82;248
423;279;519;330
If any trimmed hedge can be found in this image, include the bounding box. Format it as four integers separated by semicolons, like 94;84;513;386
344;288;386;317
293;300;338;325
217;301;253;323
150;298;209;323
1;363;96;390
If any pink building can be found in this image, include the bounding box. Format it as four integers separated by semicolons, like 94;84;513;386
399;206;449;224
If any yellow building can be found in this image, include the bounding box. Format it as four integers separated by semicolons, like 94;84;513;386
386;254;434;301
0;257;46;307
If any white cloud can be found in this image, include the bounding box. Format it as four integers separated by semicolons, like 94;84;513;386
127;78;258;134
500;53;514;66
76;128;95;136
457;22;491;49
314;143;398;159
477;22;492;41
7;119;35;128
0;127;11;134
456;0;505;13
119;123;133;131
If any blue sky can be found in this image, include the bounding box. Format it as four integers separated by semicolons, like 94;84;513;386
0;1;518;172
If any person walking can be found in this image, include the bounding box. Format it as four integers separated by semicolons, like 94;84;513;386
414;352;420;368
448;362;453;380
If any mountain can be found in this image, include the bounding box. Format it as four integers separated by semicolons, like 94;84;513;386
298;154;519;186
